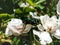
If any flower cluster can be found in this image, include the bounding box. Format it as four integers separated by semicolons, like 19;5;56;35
29;11;60;45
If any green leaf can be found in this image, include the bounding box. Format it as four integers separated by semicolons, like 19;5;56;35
35;4;44;9
25;7;35;12
0;13;14;20
26;0;35;7
15;8;22;14
13;37;17;42
36;0;46;4
16;39;20;45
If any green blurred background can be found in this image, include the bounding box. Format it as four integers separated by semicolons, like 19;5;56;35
0;0;59;45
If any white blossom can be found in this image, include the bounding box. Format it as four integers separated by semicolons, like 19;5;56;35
5;18;23;36
37;15;60;39
38;15;57;33
41;15;60;40
5;18;32;36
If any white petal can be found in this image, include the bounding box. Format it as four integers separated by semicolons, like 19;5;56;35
11;18;23;25
39;32;52;44
20;2;29;7
29;12;40;19
33;30;40;37
51;16;57;22
57;11;60;15
34;12;38;16
53;29;60;39
5;28;13;36
40;40;46;45
57;0;60;15
37;24;44;31
8;26;21;35
20;3;25;7
25;2;29;6
29;12;34;16
59;16;60;20
23;24;32;33
40;15;49;24
9;18;23;28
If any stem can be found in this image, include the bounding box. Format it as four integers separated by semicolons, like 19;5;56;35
29;30;33;45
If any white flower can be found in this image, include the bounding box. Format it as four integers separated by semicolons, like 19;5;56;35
38;15;57;33
39;15;60;38
20;2;29;7
5;18;23;36
37;15;60;40
5;18;32;36
33;30;52;45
